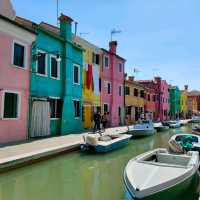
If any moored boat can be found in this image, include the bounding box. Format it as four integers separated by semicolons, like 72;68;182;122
153;122;169;132
128;120;156;137
168;133;200;153
190;116;200;123
163;120;181;128
192;124;200;132
81;133;132;153
124;148;199;200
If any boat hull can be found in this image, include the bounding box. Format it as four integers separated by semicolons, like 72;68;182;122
125;170;199;200
155;126;169;132
95;137;130;153
128;129;155;137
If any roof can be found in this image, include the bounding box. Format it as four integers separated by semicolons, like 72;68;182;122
0;14;36;34
101;48;126;61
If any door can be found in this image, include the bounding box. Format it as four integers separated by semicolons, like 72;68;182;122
31;100;50;137
83;106;92;129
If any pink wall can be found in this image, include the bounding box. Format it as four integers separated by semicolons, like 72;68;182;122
0;31;32;144
101;42;125;127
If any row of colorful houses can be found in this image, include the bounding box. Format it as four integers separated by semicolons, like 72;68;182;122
0;2;200;145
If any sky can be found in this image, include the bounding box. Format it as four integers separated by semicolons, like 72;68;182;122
12;0;200;90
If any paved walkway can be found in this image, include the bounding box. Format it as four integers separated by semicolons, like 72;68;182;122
0;126;128;172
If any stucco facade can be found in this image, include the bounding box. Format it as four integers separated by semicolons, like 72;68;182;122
139;77;169;121
16;14;83;136
169;86;180;119
0;14;36;144
101;41;125;127
73;36;102;129
180;85;188;118
125;77;145;123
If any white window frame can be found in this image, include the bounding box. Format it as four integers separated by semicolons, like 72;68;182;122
49;96;61;120
12;40;27;70
36;50;48;77
0;90;21;120
73;99;81;119
73;64;80;85
104;56;109;68
50;55;60;80
103;103;109;113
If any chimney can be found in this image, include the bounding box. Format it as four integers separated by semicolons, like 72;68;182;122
109;41;117;54
154;76;161;82
59;13;73;41
0;0;16;20
184;85;188;91
128;76;134;82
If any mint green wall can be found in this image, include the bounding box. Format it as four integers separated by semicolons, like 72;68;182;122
169;87;180;119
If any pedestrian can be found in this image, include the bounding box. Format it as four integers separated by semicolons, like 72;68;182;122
101;112;108;131
93;111;101;133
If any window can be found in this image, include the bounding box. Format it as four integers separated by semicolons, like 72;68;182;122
2;92;20;119
148;94;150;101
13;42;25;68
104;56;109;68
37;51;47;75
49;98;63;119
119;85;122;96
103;104;109;113
140;90;144;98
92;53;100;65
153;95;156;102
119;63;123;72
50;55;60;79
99;78;101;92
73;100;80;118
134;88;138;97
125;86;130;95
73;64;80;84
118;107;121;116
107;82;111;94
126;106;132;115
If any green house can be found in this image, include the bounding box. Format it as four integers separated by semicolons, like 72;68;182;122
16;14;83;137
169;86;180;119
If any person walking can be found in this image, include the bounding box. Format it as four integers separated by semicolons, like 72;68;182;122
93;111;101;133
101;113;108;131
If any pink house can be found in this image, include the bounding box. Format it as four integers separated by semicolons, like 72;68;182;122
0;12;36;144
139;77;169;121
101;41;125;127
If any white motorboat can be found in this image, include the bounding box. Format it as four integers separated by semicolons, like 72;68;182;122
124;148;199;199
169;133;200;153
164;120;181;128
190;116;200;123
153;122;169;132
81;133;132;153
128;120;156;137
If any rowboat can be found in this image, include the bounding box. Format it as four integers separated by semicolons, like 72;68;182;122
128;120;156;137
153;122;169;132
124;148;199;199
80;133;132;153
168;133;200;153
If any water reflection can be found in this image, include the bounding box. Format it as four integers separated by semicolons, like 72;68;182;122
0;125;198;200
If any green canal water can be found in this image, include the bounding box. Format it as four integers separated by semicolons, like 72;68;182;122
0;125;199;200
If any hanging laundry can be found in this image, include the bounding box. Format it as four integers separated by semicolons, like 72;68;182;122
87;64;92;89
93;64;100;96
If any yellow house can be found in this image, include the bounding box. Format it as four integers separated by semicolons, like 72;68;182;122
73;36;102;128
180;85;188;118
125;77;145;123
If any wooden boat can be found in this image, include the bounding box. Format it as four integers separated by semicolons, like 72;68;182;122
81;133;132;153
169;133;200;153
153;122;169;132
128;120;156;137
192;124;200;132
124;148;199;199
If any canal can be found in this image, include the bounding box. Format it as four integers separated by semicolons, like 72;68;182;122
0;125;198;200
